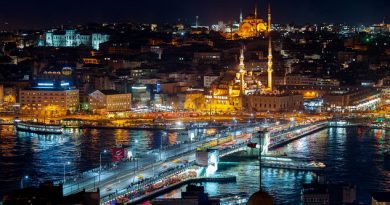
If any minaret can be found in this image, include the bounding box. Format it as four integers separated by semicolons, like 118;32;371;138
239;48;245;71
267;2;273;91
254;0;258;19
267;1;271;32
239;48;246;94
240;10;243;23
267;38;273;91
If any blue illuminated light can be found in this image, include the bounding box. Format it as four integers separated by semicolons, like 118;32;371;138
37;83;54;87
156;84;161;93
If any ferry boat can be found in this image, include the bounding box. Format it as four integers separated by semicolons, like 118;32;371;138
164;121;186;131
261;156;326;171
212;192;249;205
15;121;63;134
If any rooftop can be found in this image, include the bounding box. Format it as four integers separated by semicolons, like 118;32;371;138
372;192;390;202
99;90;121;95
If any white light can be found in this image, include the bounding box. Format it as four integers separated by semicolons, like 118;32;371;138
127;151;133;159
38;83;53;87
132;86;147;90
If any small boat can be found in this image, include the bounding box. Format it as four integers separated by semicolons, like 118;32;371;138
15;121;63;134
261;156;326;171
212;192;249;205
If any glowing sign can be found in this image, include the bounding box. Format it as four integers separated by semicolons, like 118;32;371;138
132;86;147;90
37;83;54;87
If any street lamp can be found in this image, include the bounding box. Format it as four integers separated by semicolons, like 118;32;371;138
133;139;138;165
233;118;237;138
99;149;107;187
209;90;213;120
63;161;70;184
20;175;28;189
160;135;163;161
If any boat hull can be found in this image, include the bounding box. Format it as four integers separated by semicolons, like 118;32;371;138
16;122;63;135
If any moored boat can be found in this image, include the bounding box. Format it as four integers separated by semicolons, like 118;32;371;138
15;121;63;134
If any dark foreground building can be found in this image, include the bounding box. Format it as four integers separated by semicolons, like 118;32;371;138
2;181;99;205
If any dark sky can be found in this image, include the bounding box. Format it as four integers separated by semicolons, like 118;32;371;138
0;0;389;30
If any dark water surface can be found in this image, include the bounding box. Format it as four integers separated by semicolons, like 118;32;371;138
1;126;390;204
162;127;390;204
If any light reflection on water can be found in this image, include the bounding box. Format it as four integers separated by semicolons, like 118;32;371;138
161;128;390;204
0;126;213;197
1;126;390;204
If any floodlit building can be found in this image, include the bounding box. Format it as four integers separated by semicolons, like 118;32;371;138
19;80;79;117
202;48;263;113
233;2;270;39
45;29;110;50
323;88;381;112
185;15;282;114
246;92;303;112
89;90;131;114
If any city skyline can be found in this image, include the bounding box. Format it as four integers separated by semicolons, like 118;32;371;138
1;0;390;204
0;0;389;30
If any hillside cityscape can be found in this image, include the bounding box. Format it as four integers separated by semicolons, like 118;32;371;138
1;1;390;205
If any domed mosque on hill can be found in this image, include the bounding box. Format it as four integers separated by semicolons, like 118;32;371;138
184;1;303;115
235;0;270;39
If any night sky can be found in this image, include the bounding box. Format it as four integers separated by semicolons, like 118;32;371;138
0;0;389;30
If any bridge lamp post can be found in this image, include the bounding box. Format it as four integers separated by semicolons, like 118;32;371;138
99;149;107;187
63;161;70;184
209;90;213;121
233;117;237;138
20;175;29;189
160;134;163;161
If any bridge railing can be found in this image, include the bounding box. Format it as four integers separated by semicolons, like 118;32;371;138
100;161;196;204
59;122;261;196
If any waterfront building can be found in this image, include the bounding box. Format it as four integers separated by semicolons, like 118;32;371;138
19;80;79;117
323;88;381;112
131;84;152;108
88;90;131;114
246;92;303;112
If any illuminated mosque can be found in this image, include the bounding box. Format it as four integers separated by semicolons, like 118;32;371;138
185;2;302;113
235;1;270;39
185;3;273;112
